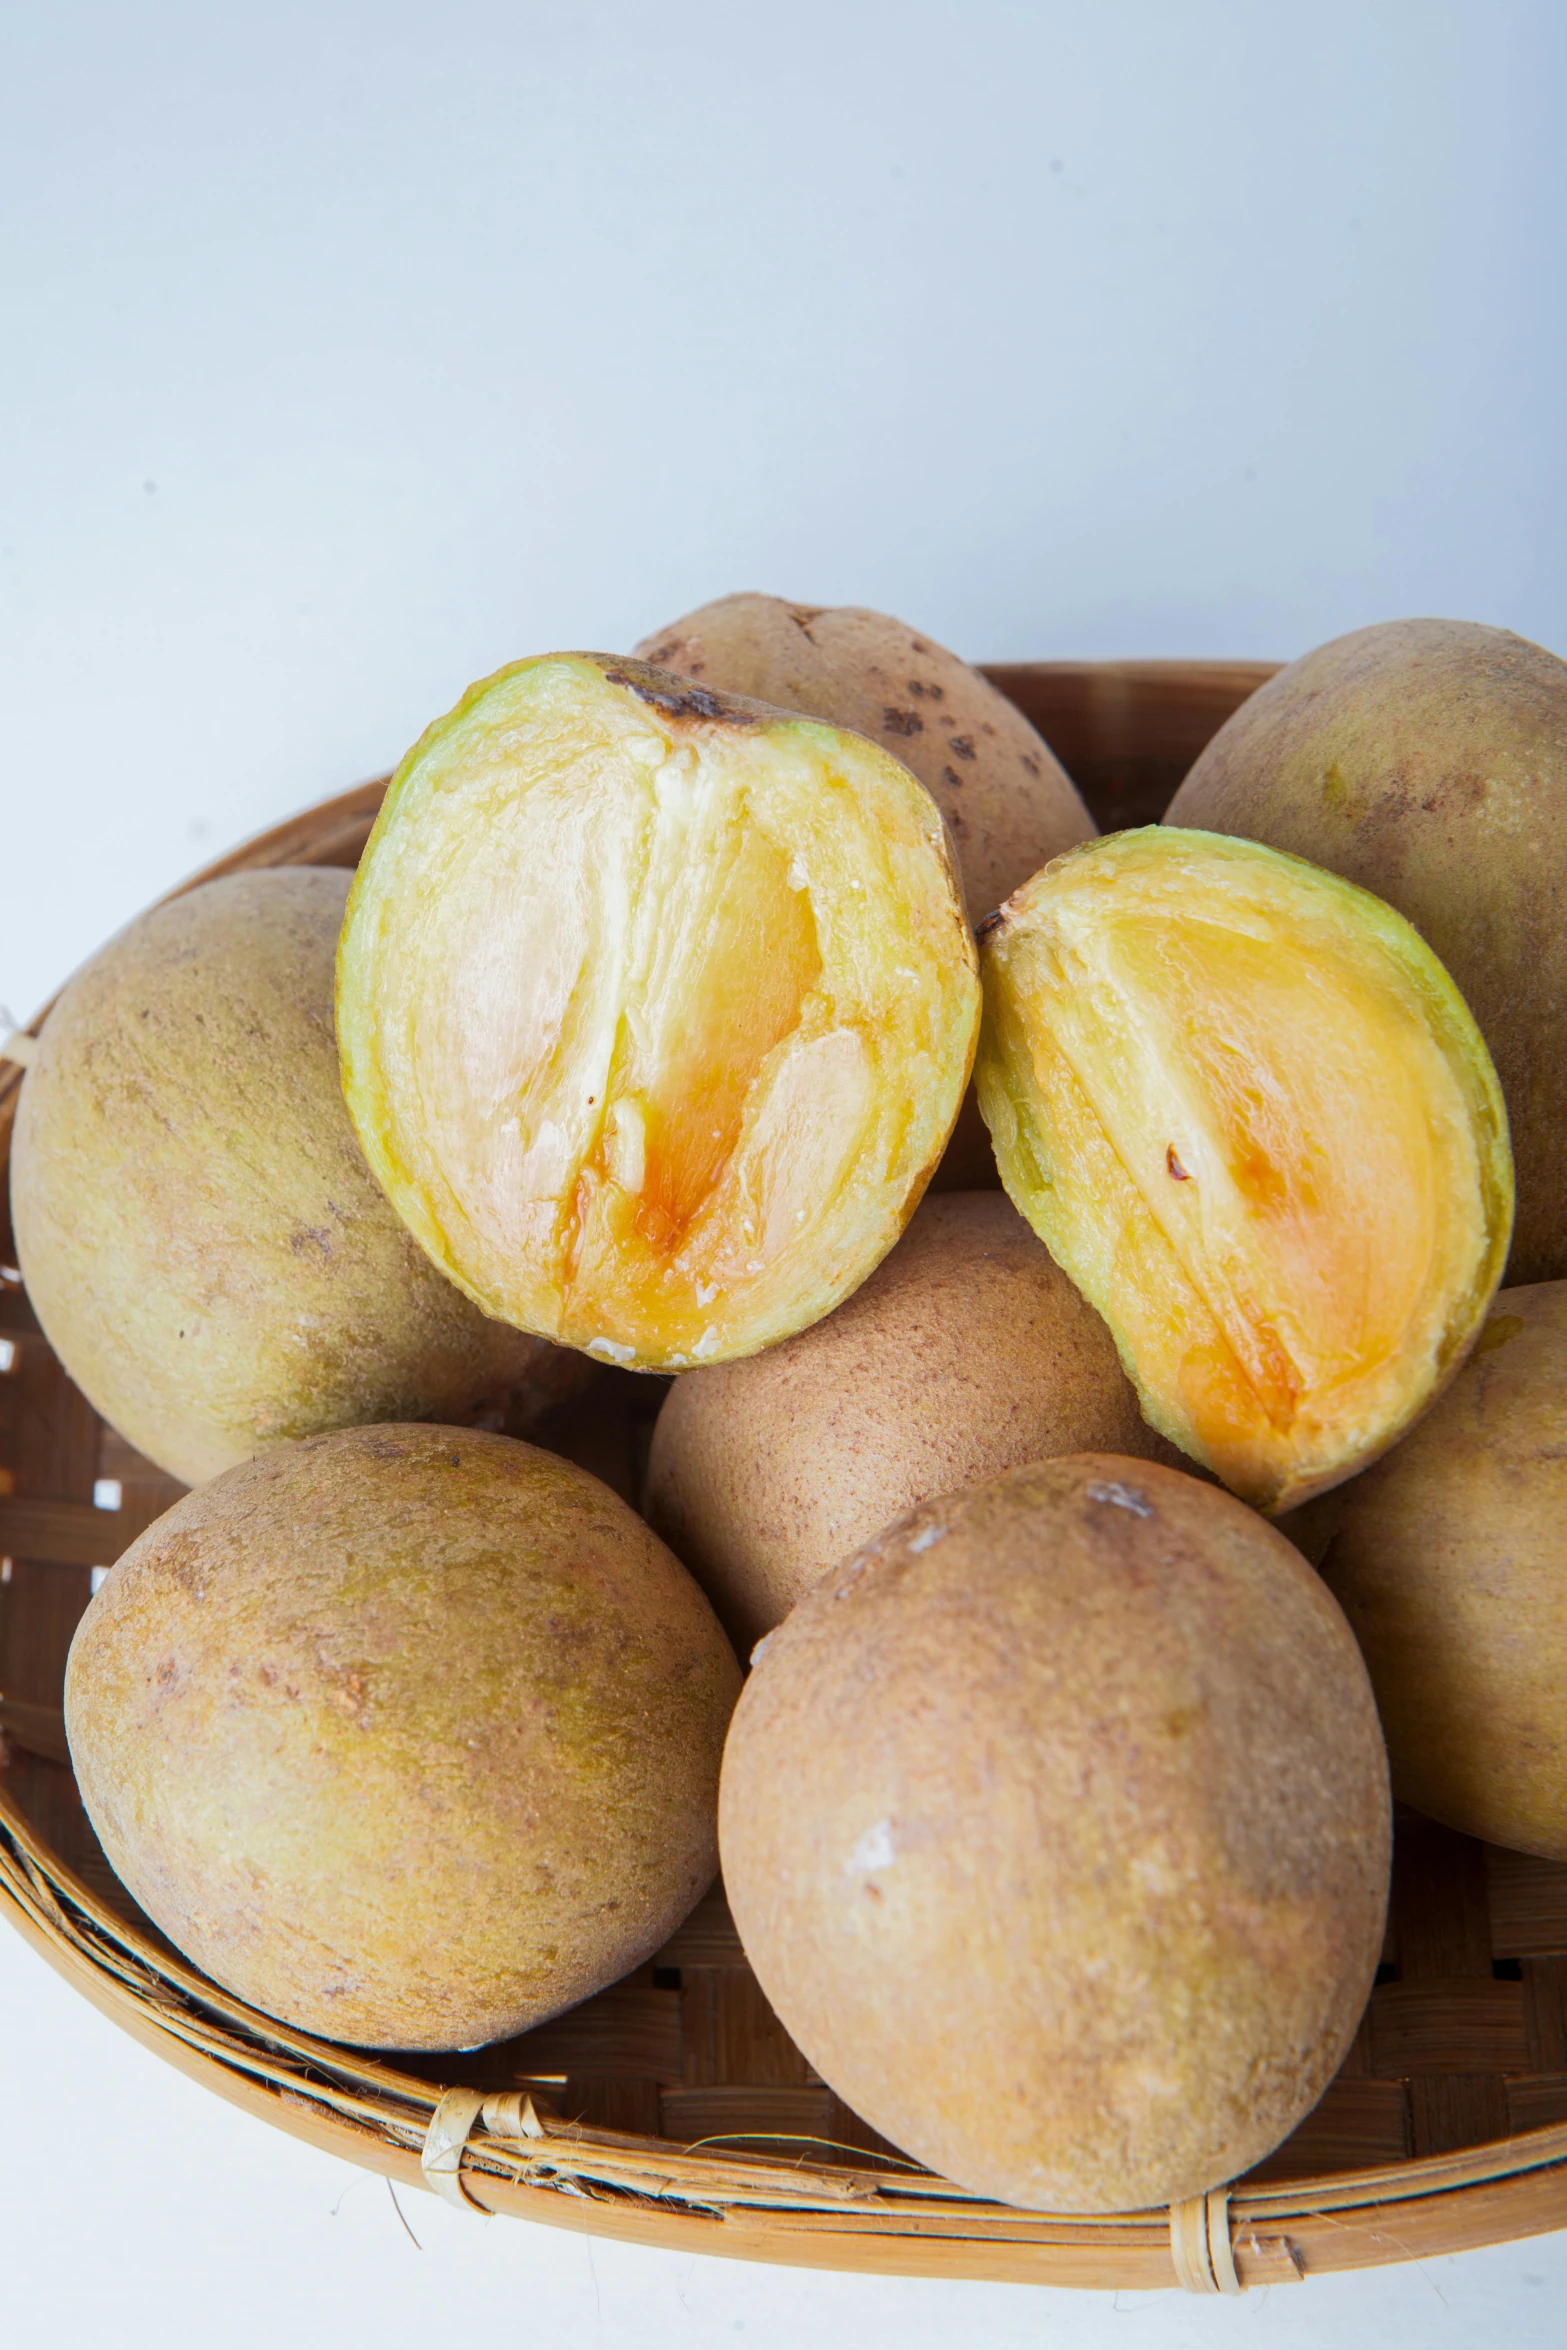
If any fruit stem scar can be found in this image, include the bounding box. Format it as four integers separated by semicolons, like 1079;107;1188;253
1166;1145;1192;1181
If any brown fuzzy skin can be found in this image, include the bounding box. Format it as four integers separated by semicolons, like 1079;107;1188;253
646;1192;1184;1653
720;1454;1390;2213
11;870;581;1486
65;1424;742;2048
634;595;1097;928
1165;619;1567;1285
1317;1283;1567;1860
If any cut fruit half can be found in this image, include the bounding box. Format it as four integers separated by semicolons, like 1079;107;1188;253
338;655;980;1371
975;828;1513;1512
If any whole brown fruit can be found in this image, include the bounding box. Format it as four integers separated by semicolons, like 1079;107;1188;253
635;594;1096;924
1317;1282;1567;1860
10;868;578;1485
720;1454;1390;2213
646;1191;1182;1652
1165;619;1567;1284
65;1424;742;2048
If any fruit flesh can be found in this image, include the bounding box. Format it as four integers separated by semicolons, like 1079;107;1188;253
633;593;1098;926
976;829;1513;1512
1165;619;1567;1287
338;657;979;1370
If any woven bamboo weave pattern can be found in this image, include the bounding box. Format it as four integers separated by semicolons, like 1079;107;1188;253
3;664;1566;2290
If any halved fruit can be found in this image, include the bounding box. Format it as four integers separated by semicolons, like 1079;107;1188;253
974;829;1513;1511
338;655;981;1370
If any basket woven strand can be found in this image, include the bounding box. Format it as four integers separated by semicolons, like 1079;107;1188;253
4;661;1567;2291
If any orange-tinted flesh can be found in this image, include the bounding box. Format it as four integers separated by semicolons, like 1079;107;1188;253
338;657;980;1370
976;830;1513;1511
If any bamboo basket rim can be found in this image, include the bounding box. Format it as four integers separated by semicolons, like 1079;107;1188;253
4;657;1566;2294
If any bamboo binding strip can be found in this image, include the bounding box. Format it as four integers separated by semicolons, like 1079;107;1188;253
4;664;1567;2293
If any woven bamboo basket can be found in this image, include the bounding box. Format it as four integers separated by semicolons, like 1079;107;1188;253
3;659;1566;2295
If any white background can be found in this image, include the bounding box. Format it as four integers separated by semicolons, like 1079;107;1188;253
3;3;1565;2341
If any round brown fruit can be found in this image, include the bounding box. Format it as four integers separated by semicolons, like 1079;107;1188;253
1317;1282;1567;1860
975;828;1514;1513
337;655;980;1372
646;1190;1183;1652
719;1454;1390;2213
10;869;577;1487
1165;619;1567;1286
65;1424;742;2048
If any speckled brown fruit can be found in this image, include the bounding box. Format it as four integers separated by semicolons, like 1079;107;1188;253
65;1424;742;2048
720;1454;1391;2213
635;595;1096;926
10;869;579;1486
1166;619;1567;1285
646;1191;1183;1652
1317;1283;1567;1860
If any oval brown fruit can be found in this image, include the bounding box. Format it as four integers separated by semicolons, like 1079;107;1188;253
646;1190;1183;1652
65;1424;742;2048
1317;1283;1567;1860
1165;619;1567;1285
719;1454;1390;2213
10;868;579;1486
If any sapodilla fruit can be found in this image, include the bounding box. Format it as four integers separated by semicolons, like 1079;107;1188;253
1165;619;1567;1286
10;869;576;1487
337;655;980;1372
66;1424;742;2048
974;829;1513;1513
719;1453;1391;2213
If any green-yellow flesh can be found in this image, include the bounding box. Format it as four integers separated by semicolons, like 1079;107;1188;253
338;657;980;1369
975;829;1513;1511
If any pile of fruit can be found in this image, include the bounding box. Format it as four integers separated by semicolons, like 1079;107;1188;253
14;598;1567;2216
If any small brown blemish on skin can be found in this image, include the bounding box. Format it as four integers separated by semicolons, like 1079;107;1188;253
942;766;963;790
1475;1313;1526;1357
1166;1145;1191;1181
1021;752;1041;778
975;908;1006;943
949;735;976;761
908;679;945;699
882;708;923;737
